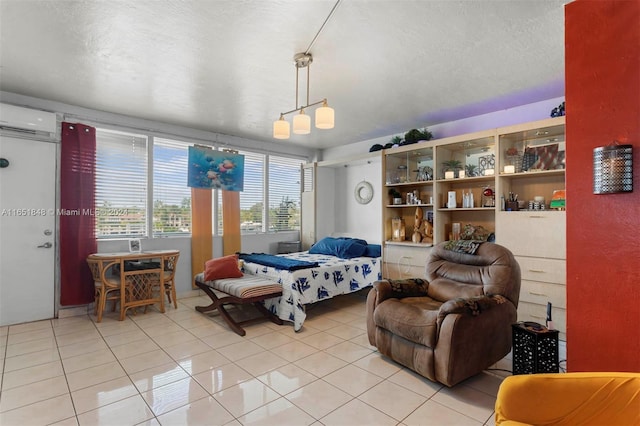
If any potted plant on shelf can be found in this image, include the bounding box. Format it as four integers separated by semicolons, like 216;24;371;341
403;128;433;145
390;135;403;147
441;159;462;178
388;188;403;205
465;163;478;177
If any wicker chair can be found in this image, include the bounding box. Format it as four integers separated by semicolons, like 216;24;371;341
162;252;180;308
86;257;121;322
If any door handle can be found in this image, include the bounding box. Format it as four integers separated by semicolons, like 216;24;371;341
37;242;52;248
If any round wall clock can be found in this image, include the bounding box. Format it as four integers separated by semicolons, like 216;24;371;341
354;180;374;204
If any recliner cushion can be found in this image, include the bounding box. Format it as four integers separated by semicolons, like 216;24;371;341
373;297;442;348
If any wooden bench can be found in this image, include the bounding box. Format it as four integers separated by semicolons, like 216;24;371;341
194;273;283;336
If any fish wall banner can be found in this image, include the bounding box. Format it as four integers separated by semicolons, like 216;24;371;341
187;146;244;191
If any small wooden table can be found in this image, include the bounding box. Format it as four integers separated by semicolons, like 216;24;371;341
87;250;179;320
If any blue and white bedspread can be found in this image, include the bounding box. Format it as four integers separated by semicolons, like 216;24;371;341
241;251;381;331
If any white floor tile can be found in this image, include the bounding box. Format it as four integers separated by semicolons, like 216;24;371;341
1;359;64;390
238;397;316;426
269;341;318;362
284;379;352;419
71;376;138;414
217;340;265;361
156;396;235;426
61;348;117;373
193;362;253;393
323;364;385;397
250;331;296;350
177;349;231;375
358;380;427;421
76;394;155;426
212;378;280;418
5;336;57;358
141;377;209;416
256;363;318;396
294;351;348;377
66;361;127;392
235;351;289;377
320;398;397;426
130;362;189;393
431;385;496;423
110;337;160;359
404;399;483;425
0;375;69;412
3;348;60;373
163;339;212;360
6;327;54;345
58;337;109;359
0;393;75;426
323;340;373;363
119;348;174;374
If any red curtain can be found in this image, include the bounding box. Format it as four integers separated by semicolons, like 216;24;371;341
60;122;97;305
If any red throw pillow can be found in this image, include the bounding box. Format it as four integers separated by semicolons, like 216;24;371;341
204;255;243;281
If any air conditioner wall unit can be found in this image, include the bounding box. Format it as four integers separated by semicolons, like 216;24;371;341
0;103;58;139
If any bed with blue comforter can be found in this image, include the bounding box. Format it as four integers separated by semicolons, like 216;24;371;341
241;247;381;331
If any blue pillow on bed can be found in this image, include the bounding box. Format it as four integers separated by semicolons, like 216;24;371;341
363;244;381;258
309;237;367;259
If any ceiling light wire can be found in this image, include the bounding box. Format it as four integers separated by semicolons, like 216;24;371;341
304;0;343;55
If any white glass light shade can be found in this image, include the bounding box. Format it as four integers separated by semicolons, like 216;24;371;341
293;110;311;134
273;116;290;139
315;101;334;129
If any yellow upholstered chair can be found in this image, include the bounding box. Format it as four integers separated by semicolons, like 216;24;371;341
495;372;640;425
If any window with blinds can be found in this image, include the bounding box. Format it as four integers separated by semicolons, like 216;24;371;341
95;129;148;238
239;151;265;234
153;138;191;236
269;156;303;232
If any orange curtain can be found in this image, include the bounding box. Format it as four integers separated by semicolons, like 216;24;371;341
190;188;212;288
222;190;241;255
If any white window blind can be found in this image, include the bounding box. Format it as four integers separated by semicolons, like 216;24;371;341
269;156;303;232
153;138;191;236
95;129;148;238
239;151;265;234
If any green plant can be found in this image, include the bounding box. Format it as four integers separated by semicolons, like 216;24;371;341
388;188;402;199
404;127;433;144
442;159;462;171
465;163;478;177
390;135;403;145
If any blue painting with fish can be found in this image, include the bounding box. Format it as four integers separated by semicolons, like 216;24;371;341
187;146;244;191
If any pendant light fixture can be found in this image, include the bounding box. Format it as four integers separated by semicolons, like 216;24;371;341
272;52;334;139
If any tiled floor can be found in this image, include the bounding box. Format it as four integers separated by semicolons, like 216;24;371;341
0;290;563;426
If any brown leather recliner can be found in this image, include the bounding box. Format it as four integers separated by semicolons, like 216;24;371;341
367;241;521;387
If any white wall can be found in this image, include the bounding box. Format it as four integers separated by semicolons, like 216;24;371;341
315;167;336;240
333;161;382;244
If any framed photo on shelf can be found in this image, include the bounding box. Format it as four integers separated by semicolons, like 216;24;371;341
128;239;141;253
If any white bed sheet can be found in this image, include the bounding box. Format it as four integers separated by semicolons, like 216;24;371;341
241;251;381;331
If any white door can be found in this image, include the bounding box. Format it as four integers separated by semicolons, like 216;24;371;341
0;136;57;326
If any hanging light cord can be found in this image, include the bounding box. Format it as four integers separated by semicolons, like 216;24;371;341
304;0;342;55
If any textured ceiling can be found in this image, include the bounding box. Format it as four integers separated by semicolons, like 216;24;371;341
0;0;568;150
